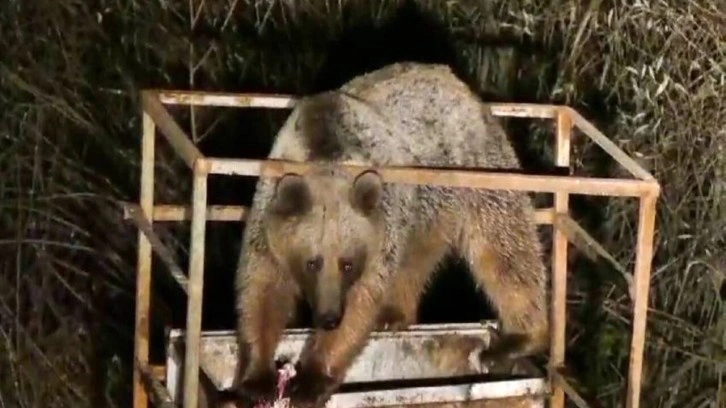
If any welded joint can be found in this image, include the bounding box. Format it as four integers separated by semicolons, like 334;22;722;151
193;157;211;176
642;180;661;198
140;89;160;107
556;107;574;126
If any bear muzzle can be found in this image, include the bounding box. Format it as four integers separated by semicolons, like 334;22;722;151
315;312;343;331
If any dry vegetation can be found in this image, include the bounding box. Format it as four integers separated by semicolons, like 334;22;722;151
1;0;724;407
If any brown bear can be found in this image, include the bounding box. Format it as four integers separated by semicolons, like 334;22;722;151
232;62;549;408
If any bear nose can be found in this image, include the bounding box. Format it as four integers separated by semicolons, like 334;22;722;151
318;313;341;330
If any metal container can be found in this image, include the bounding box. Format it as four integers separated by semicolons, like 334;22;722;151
165;322;548;408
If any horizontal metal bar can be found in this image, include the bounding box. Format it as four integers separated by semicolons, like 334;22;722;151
141;90;204;169
567;107;656;182
327;378;548;408
155;90;559;119
158;90;296;109
205;157;657;198
122;203;554;225
488;103;557;119
124;204;189;293
131;204;247;222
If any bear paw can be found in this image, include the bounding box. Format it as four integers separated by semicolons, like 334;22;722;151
287;364;337;408
478;333;530;375
235;368;278;404
376;306;411;331
478;349;516;375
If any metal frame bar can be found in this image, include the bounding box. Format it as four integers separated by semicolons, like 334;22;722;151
201;157;652;197
549;108;571;408
154;90;656;182
626;195;657;408
129;89;660;408
133;110;155;408
181;171;208;408
123;204;554;225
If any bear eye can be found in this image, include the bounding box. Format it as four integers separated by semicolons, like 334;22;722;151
306;257;322;273
339;259;353;274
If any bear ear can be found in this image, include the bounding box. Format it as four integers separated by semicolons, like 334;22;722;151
350;170;383;215
270;173;312;217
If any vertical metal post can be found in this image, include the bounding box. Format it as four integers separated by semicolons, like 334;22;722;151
183;162;208;408
550;108;572;408
134;111;155;408
625;194;657;408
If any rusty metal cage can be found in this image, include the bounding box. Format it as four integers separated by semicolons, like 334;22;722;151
123;90;660;408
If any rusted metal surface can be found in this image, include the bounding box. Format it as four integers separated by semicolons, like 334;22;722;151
549;109;572;408
207;157;656;198
133;111;155;408
166;323;548;407
183;170;209;408
625;194;658;408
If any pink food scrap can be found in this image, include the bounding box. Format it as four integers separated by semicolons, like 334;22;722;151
252;363;297;408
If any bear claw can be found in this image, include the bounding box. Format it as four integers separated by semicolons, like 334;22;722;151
376;306;411;331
